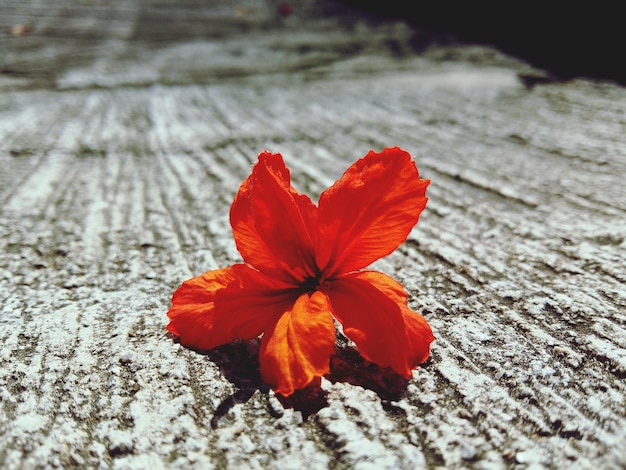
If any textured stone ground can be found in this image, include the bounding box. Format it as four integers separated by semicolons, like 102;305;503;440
1;1;625;469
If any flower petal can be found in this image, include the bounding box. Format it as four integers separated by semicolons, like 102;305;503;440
352;271;434;367
324;271;434;376
259;291;336;396
167;264;296;351
230;151;318;284
316;147;429;276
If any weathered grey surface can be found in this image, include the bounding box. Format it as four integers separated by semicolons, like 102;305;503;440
1;1;625;469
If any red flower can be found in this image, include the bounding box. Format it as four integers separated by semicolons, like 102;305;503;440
166;147;434;396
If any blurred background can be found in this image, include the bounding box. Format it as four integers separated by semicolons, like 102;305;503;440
2;0;624;87
344;1;624;84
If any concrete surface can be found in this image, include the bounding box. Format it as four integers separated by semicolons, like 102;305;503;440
1;1;625;469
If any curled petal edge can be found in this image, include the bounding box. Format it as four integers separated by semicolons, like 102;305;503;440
259;291;336;396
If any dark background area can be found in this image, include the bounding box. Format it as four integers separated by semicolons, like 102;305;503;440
340;1;625;84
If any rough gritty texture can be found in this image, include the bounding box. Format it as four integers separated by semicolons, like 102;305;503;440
1;1;625;469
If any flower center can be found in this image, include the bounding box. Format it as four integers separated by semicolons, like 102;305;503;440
302;274;321;293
